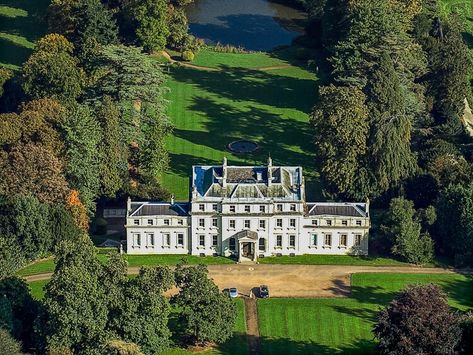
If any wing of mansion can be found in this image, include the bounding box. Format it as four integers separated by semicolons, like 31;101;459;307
126;158;370;261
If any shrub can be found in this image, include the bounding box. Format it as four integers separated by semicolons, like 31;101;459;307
181;50;194;62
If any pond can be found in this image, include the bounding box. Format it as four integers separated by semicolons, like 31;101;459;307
186;0;307;51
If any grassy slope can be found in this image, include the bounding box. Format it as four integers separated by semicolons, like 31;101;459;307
162;58;319;201
258;273;473;354
0;0;49;70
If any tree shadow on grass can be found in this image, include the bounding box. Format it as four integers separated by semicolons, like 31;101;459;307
439;274;473;310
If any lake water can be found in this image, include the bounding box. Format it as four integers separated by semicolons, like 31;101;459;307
186;0;307;51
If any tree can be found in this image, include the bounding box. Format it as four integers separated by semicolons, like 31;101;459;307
42;237;108;354
435;184;473;266
0;329;23;355
166;5;188;48
22;34;85;103
61;104;101;212
0;236;25;279
374;284;461;354
0;143;70;204
126;0;170;52
96;96;127;197
311;84;369;195
0;195;52;260
459;312;473;354
0;66;13;98
48;0;118;59
381;197;434;264
107;266;173;354
102;340;144;355
173;264;237;345
66;190;90;231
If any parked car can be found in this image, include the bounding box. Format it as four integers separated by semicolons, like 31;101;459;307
228;287;238;298
259;285;269;298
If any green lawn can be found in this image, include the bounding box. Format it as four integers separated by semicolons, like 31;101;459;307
0;0;49;69
28;279;48;300
258;272;473;354
162;54;319;200
258;254;411;267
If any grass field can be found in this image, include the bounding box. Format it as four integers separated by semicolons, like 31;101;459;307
259;254;412;267
258;272;473;354
0;0;49;69
440;0;473;50
162;58;319;200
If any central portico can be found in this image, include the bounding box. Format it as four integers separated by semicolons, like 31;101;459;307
235;230;258;262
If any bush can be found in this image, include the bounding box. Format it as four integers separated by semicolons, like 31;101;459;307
95;217;108;235
0;329;22;355
181;50;194;62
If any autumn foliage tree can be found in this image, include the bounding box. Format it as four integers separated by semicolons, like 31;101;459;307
66;190;89;231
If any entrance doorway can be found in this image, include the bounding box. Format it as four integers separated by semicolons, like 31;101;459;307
242;242;253;258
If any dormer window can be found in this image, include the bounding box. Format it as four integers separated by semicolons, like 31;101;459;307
199;204;205;211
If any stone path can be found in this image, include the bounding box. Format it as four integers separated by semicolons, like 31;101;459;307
244;297;261;355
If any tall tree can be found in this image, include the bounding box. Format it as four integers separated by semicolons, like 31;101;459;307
125;0;170;52
96;96;127;197
173;264;237;345
381;197;434;264
61;104;101;212
435;183;473;266
0;143;70;205
311;84;369;195
22;34;85;103
374;284;461;354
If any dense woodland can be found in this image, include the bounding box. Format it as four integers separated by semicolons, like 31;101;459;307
0;0;473;353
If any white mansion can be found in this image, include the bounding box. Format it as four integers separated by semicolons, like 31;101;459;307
125;158;370;261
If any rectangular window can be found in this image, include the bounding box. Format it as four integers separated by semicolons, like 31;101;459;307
134;219;139;225
147;233;154;247
230;205;236;213
178;219;184;225
259;205;265;213
276;219;283;228
356;220;362;226
199;218;205;228
355;234;361;246
199;204;205;211
245;205;250;213
312;219;318;226
259;220;266;229
163;233;170;246
244;220;251;229
212;235;218;247
276;235;282;247
311;234;317;246
229;220;235;229
290;204;296;211
164;219;170;226
326;220;332;226
324;234;332;247
290;219;296;228
342;220;348;226
199;235;205;247
289;235;296;247
229;237;236;251
177;233;184;246
212;218;218;227
276;204;283;212
148;219;153;225
340;234;347;247
259;238;265;251
212;204;218;212
133;233;141;246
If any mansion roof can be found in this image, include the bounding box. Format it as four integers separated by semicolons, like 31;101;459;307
129;202;189;217
306;203;368;217
192;159;303;201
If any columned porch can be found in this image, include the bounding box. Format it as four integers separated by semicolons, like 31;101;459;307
235;230;258;262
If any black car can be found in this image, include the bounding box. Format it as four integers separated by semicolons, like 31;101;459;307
259;285;269;298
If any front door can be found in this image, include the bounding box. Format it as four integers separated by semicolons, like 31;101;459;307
242;242;253;257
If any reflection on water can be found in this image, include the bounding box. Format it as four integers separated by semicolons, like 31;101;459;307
186;0;307;51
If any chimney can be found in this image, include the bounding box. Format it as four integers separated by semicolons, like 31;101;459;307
267;155;273;186
171;194;175;205
127;196;131;216
365;198;370;216
222;157;228;187
256;171;262;181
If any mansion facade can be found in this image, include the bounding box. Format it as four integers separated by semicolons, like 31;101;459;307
125;158;370;261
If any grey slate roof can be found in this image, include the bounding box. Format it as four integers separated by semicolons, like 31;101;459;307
130;202;189;217
306;203;367;217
